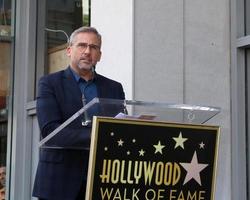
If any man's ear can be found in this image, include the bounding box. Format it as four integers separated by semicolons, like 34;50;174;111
97;51;102;61
66;46;71;57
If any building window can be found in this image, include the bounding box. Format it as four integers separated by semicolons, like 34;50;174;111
46;0;90;49
246;0;250;35
232;0;250;199
0;0;13;199
36;0;90;79
246;48;250;199
244;1;250;198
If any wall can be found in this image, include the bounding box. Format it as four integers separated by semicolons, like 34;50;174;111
91;0;134;100
92;0;231;199
134;1;184;103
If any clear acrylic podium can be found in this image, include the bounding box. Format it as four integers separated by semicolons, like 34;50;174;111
39;97;221;148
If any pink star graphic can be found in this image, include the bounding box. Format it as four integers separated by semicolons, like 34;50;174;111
180;151;208;185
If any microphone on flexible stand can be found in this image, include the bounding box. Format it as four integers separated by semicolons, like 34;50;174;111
78;64;95;126
91;65;96;77
81;93;92;127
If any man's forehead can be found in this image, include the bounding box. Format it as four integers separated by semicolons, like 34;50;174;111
76;32;98;39
74;32;100;43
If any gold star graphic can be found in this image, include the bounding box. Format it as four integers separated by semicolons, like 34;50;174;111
139;149;145;156
117;139;124;146
173;132;188;149
153;141;165;154
199;142;205;149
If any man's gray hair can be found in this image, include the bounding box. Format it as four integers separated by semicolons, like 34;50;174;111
69;26;102;46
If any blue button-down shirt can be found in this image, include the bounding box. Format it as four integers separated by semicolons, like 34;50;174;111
70;68;98;124
70;68;98;104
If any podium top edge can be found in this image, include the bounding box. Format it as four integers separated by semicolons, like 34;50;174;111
92;98;221;112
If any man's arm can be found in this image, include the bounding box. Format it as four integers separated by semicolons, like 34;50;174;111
36;76;91;149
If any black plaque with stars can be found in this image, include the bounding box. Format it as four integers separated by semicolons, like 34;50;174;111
86;117;220;200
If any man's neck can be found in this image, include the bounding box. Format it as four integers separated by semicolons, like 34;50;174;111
70;66;94;81
79;69;94;81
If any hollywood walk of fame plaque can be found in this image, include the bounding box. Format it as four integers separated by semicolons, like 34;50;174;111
86;117;220;200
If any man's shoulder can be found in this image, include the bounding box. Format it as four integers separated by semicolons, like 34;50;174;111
39;67;69;82
96;73;122;85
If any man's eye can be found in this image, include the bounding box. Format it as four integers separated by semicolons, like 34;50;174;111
89;45;99;50
75;43;100;51
78;44;87;48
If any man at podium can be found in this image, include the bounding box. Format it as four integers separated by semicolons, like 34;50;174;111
32;27;125;200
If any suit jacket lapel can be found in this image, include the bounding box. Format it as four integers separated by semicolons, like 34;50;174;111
62;67;83;108
95;74;106;98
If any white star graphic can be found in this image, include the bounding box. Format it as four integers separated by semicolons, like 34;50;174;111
139;149;145;156
180;151;208;185
127;151;131;155
110;132;114;136
104;147;108;151
117;139;124;146
153;141;165;154
199;142;205;149
173;132;188;149
132;139;136;143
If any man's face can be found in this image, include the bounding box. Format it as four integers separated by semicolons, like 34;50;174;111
67;32;102;72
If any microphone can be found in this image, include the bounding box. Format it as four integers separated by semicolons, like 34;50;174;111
78;64;95;126
91;65;96;71
81;93;92;127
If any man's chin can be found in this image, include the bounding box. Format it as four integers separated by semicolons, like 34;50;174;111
78;65;93;71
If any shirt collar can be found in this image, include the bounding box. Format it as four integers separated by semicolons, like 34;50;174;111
69;67;81;82
69;67;96;83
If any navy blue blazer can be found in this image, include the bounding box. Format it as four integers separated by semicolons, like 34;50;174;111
33;67;125;199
